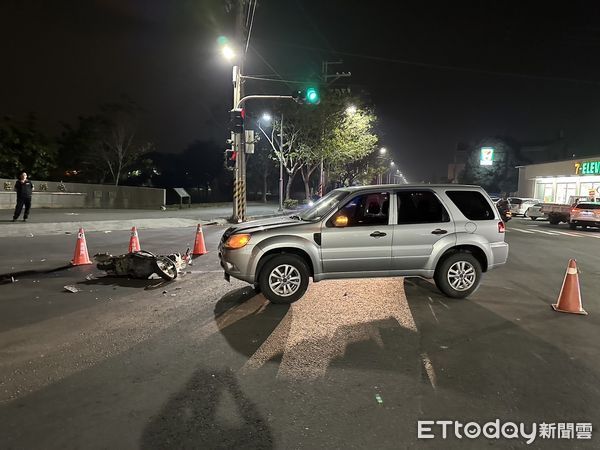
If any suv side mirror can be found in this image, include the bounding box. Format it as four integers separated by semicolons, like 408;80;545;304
333;215;349;227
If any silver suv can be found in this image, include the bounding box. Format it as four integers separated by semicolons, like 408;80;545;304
219;185;509;303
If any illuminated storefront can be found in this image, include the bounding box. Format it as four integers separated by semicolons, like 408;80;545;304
516;156;600;203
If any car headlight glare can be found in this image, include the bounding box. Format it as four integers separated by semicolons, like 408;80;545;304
224;233;251;249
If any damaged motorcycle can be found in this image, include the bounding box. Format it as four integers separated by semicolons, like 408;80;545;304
94;250;189;281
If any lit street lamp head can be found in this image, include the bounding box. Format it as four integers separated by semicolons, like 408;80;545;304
261;113;272;123
379;147;387;155
346;105;357;114
390;161;395;166
221;45;235;61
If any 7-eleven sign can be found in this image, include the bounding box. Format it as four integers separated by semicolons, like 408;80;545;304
480;147;494;166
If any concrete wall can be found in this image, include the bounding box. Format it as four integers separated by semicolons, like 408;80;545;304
0;179;165;209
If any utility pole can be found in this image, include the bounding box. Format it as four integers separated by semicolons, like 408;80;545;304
232;0;247;222
279;113;284;211
319;61;351;197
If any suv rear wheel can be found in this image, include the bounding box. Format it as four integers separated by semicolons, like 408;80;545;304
434;252;482;298
258;254;310;304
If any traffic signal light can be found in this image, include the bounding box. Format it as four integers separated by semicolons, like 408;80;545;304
225;148;236;168
229;108;244;133
292;87;320;105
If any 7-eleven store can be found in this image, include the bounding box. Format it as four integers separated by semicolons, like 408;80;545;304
516;156;600;203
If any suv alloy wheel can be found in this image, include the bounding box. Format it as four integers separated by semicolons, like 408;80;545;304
258;254;310;304
434;252;482;298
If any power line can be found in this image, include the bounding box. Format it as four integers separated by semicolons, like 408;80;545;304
242;75;317;85
249;45;297;90
245;0;257;54
253;39;600;86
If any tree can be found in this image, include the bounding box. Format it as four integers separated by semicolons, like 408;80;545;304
246;142;276;203
56;99;154;185
56;115;108;183
96;100;153;186
257;105;305;201
323;106;378;188
0;114;56;179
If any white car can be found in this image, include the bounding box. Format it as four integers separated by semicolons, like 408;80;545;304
525;203;547;221
509;197;540;216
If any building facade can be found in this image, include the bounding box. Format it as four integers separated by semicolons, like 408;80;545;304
516;155;600;203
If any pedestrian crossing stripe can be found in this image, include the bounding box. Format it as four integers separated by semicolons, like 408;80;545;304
509;227;600;238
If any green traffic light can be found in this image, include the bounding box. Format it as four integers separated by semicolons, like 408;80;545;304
306;87;320;104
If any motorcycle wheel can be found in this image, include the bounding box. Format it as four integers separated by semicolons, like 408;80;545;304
154;256;178;281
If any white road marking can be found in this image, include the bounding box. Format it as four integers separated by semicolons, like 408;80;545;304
570;231;600;239
427;296;434;304
532;229;560;235
437;300;450;309
553;231;582;237
510;228;535;234
428;304;439;323
421;352;437;390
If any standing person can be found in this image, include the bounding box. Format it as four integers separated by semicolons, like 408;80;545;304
12;171;34;222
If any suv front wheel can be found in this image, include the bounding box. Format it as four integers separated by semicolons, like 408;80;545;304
434;252;482;298
258;254;310;304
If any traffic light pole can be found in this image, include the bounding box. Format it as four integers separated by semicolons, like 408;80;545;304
232;65;245;223
231;93;296;222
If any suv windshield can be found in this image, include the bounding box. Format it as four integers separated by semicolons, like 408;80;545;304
298;189;349;221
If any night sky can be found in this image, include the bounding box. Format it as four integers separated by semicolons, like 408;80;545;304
2;0;600;182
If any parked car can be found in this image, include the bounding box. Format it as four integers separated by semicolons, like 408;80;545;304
508;197;540;216
524;203;547;221
219;184;509;303
569;202;600;229
541;195;590;225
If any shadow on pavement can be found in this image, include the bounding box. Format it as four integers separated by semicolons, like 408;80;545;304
403;276;600;429
140;368;274;450
140;287;281;449
214;286;290;359
79;275;171;289
0;264;73;284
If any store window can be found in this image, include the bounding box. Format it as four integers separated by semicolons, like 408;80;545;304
579;182;600;197
556;183;577;204
535;183;554;203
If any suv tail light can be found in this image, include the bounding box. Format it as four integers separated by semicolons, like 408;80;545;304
498;221;505;233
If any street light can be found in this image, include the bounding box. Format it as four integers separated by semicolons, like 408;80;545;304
388;161;395;183
346;105;357;115
221;45;235;61
379;147;387;155
257;112;284;212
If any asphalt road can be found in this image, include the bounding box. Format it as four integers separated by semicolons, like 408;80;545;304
1;218;599;449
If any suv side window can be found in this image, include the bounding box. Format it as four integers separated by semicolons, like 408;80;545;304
446;190;495;220
329;192;390;227
397;190;450;224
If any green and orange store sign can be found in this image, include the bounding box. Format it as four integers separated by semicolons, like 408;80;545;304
575;160;600;175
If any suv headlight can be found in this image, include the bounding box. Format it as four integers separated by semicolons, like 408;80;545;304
224;233;251;249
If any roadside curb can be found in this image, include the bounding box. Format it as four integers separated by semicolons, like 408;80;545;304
0;213;288;238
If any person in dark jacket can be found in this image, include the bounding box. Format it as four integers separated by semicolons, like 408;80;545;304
12;171;34;222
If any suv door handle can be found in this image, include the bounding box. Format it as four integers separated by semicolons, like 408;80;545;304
431;229;448;235
370;231;387;238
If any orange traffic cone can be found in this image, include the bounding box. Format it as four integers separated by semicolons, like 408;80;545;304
552;259;587;315
128;226;141;253
72;227;92;266
192;224;208;256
